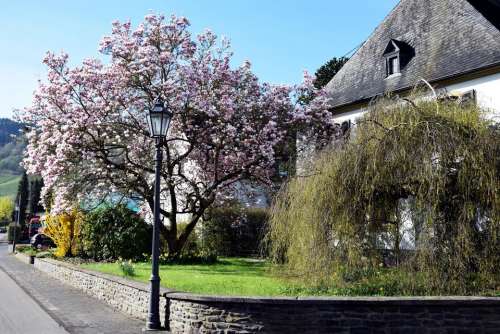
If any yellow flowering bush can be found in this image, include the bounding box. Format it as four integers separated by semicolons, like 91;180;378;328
44;209;84;257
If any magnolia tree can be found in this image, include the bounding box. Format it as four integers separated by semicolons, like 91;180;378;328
21;14;335;257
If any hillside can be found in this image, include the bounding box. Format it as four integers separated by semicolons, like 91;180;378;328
0;118;23;146
0;118;25;197
0;174;21;198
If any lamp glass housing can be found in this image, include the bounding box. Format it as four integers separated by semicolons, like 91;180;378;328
148;101;172;138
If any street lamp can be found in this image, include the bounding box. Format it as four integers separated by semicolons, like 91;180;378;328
12;199;20;253
145;98;172;331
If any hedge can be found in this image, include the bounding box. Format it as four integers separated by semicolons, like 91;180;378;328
200;207;268;257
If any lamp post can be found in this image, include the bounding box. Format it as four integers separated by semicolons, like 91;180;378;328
145;98;173;331
12;196;21;253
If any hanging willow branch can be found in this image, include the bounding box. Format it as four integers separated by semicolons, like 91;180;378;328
265;98;500;295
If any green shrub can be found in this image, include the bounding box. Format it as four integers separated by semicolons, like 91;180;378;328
35;251;54;259
25;248;37;257
160;222;217;264
160;250;218;265
81;204;151;261
118;259;136;276
200;206;268;257
7;223;21;243
200;207;237;256
15;244;31;253
278;268;428;297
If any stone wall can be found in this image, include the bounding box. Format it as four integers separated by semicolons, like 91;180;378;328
166;293;500;334
34;258;169;327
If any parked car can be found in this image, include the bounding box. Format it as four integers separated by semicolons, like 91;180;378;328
0;226;7;233
30;233;55;249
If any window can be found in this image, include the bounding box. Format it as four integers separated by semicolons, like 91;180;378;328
383;39;414;78
387;56;399;76
438;90;477;106
333;120;352;142
278;163;289;178
341;120;351;136
275;158;291;179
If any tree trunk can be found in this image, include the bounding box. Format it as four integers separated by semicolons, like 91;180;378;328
394;221;400;267
159;223;179;259
394;203;402;267
158;214;204;260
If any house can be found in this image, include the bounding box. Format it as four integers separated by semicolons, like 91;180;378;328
312;0;500;250
325;0;500;126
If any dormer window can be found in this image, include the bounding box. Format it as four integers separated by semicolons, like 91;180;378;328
387;56;399;76
383;39;414;78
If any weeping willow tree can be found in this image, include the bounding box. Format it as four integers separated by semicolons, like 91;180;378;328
267;97;499;295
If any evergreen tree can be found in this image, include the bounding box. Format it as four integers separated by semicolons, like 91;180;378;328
29;178;44;215
300;56;349;105
313;57;349;89
12;171;29;226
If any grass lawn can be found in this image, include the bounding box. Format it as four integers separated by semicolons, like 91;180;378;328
77;257;500;297
82;258;298;296
80;258;500;297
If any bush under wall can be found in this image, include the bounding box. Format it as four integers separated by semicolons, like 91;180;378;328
81;204;151;261
201;207;268;257
7;223;21;243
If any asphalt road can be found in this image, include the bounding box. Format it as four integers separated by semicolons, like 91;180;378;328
0;233;145;333
0;266;69;333
0;233;67;334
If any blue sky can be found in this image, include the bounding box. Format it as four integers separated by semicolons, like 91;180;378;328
0;0;399;119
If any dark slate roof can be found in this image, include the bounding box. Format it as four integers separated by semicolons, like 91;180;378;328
325;0;500;110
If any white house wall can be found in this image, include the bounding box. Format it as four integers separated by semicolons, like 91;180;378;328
332;72;500;125
321;72;500;250
444;72;500;122
332;108;366;125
